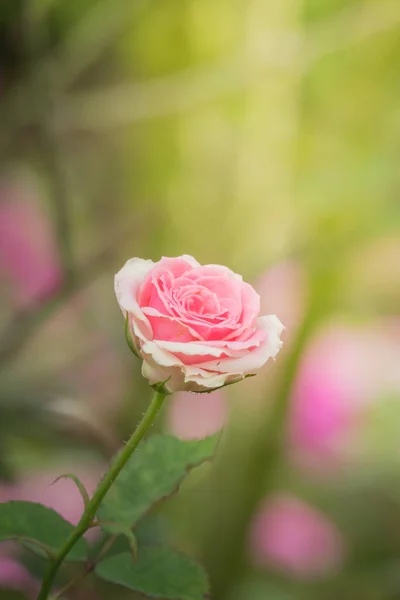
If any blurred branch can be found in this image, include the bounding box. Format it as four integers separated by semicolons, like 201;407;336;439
56;0;400;130
0;381;118;457
49;398;119;456
41;107;75;279
2;0;397;139
53;0;148;88
0;261;98;369
0;0;148;146
23;2;75;279
57;51;298;131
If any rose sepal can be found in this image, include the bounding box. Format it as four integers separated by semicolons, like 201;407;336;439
124;314;142;360
151;378;172;396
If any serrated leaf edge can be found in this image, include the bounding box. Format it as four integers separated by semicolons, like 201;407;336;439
95;545;210;600
7;535;56;560
101;433;221;530
0;501;88;560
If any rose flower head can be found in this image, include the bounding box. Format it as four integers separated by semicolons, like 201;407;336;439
115;255;284;393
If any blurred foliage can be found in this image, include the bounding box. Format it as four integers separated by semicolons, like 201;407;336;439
0;0;400;599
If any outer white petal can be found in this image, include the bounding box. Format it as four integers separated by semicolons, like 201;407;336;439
141;356;214;393
184;369;241;389
142;337;243;371
141;358;185;393
141;350;239;393
114;257;154;340
179;254;201;268
158;254;200;269
154;328;266;358
203;264;243;282
114;257;154;314
197;315;284;374
141;340;183;368
155;340;238;358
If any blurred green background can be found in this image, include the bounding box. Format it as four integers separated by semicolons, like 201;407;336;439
0;0;400;598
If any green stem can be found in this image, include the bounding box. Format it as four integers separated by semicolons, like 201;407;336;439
37;390;167;600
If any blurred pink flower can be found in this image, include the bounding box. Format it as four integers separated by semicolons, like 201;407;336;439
0;554;37;595
0;180;62;307
255;261;307;340
289;321;400;465
249;494;344;578
167;390;227;440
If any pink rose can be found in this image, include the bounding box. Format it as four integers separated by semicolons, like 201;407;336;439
115;256;284;393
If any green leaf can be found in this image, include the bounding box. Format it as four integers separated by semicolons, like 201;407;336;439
95;547;209;600
134;513;167;546
98;433;219;529
91;514;166;562
0;501;87;561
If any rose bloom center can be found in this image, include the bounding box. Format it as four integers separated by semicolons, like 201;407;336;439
174;285;222;318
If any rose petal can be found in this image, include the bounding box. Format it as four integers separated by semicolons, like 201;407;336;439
183;367;244;389
114;257;155;340
138;256;201;322
139;256;197;300
198;315;284;373
142;357;186;392
141;352;239;392
225;282;261;341
184;264;243;283
156;341;231;358
141;340;183;368
142;307;202;342
154;328;267;366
